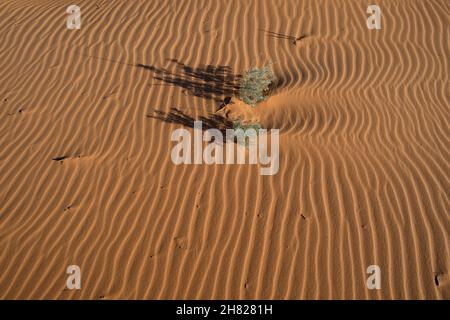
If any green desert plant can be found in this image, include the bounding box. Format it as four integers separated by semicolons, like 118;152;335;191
233;120;262;146
239;63;275;107
233;120;262;132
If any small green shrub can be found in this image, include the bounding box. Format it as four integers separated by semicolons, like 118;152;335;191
233;120;262;132
239;64;275;107
233;120;262;146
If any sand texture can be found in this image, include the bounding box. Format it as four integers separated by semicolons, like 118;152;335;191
0;0;449;299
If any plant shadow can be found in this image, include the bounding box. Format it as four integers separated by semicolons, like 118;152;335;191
147;107;236;142
261;29;307;45
139;59;242;103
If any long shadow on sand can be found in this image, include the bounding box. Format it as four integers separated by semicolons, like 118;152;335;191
147;107;234;138
261;29;307;45
138;59;242;103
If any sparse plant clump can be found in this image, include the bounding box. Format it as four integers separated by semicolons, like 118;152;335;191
233;120;262;146
239;64;275;107
233;120;262;132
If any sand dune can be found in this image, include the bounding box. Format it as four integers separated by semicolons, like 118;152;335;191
0;0;449;299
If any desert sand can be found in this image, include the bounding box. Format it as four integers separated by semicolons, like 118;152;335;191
0;0;449;299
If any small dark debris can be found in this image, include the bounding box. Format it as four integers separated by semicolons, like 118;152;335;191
293;35;307;45
52;155;69;161
7;109;23;116
217;96;233;111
